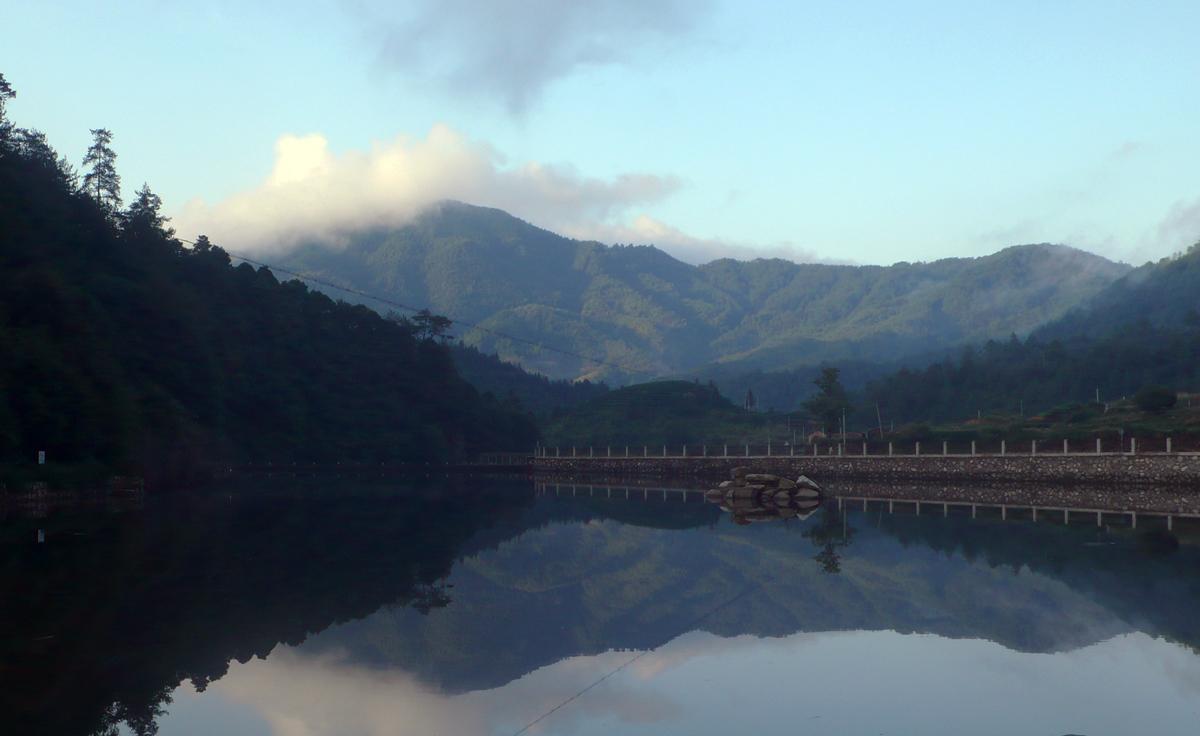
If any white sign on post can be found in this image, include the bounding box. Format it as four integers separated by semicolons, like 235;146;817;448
37;450;46;465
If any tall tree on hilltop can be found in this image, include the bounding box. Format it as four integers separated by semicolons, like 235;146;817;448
0;73;14;120
82;127;120;216
0;73;15;143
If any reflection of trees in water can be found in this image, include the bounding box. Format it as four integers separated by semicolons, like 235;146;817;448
803;504;856;573
0;480;536;736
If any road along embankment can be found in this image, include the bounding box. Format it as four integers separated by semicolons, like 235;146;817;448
533;454;1200;487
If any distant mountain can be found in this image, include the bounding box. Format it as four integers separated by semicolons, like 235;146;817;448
1034;242;1200;340
284;201;1130;381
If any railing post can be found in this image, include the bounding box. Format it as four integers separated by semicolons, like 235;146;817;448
589;446;594;458
1131;438;1137;455
1167;437;1172;454
723;444;728;457
572;446;577;457
644;445;648;457
702;444;707;457
862;442;867;456
970;440;976;456
888;442;893;456
813;444;818;457
625;445;629;457
1001;440;1006;456
1063;439;1068;454
1031;440;1037;456
942;440;947;456
767;441;771;456
915;441;921;457
607;446;611;457
745;443;750;457
1096;437;1101;454
683;444;688;457
663;445;667;457
790;444;795;457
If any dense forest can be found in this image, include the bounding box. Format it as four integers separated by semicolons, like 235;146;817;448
0;74;537;486
861;245;1200;429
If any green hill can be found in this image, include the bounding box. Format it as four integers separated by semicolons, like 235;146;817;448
282;203;1129;382
0;99;536;486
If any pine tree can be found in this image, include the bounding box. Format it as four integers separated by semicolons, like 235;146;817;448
82;128;120;216
0;73;15;143
123;183;174;239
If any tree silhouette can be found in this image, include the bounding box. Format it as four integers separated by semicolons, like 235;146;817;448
0;72;14;127
123;183;174;240
804;367;851;434
803;504;856;573
82;127;121;215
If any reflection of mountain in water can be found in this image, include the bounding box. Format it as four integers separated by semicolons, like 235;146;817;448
5;478;1200;735
306;495;1200;694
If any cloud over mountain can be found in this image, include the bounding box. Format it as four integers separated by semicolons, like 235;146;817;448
173;125;681;256
172;124;829;265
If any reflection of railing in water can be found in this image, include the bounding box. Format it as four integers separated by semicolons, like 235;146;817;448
836;495;1200;531
535;481;1200;531
535;481;707;502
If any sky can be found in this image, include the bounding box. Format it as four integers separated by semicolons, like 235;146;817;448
4;0;1200;265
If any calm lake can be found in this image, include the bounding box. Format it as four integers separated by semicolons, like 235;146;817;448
5;476;1200;735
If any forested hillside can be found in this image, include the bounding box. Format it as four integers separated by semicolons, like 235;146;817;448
283;202;1129;381
0;79;537;485
448;344;607;416
1034;244;1200;340
858;244;1200;428
862;323;1200;427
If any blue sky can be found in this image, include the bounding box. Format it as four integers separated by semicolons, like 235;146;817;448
4;1;1199;265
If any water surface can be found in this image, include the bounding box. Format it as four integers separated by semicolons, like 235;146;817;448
4;477;1199;735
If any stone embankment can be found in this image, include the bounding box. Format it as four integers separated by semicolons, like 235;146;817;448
533;454;1200;487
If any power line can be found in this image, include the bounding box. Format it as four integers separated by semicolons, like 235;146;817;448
176;238;658;379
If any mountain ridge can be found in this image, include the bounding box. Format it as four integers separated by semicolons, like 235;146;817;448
282;201;1130;381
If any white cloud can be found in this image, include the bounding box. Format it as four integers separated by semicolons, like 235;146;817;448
172;125;681;256
173;124;836;265
355;0;709;113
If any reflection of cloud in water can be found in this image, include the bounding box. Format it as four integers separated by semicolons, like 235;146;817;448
210;646;681;736
192;630;1200;736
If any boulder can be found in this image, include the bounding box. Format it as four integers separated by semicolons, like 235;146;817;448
776;478;797;489
745;473;780;483
731;466;750;478
795;475;821;491
793;487;820;499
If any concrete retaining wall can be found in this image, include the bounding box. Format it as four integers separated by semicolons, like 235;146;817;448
533;454;1200;487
